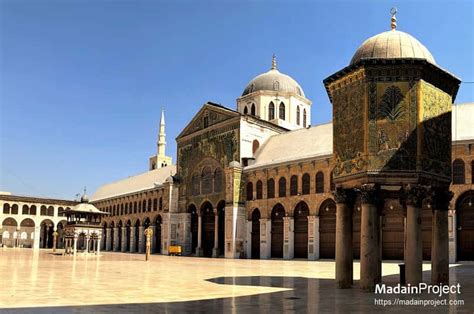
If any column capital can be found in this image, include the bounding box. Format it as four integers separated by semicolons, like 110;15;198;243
333;188;356;204
401;184;429;208
356;184;379;205
430;188;453;211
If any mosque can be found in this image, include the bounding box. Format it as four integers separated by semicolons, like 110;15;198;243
1;12;473;275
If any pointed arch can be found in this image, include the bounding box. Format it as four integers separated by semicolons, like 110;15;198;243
303;109;307;127
296;106;300;125
268;102;275;120
279;102;285;120
251;103;256;116
267;178;275;199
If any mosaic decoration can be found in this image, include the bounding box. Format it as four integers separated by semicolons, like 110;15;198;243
420;81;452;176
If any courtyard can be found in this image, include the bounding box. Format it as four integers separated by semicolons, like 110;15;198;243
0;249;473;313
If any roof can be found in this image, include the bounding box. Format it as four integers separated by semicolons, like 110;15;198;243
67;202;109;215
241;67;305;97
91;165;176;201
350;30;435;66
245;123;332;170
453;103;474;141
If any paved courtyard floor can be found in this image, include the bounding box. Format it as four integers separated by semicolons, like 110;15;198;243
0;249;473;313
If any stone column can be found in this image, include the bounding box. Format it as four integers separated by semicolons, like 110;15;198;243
404;185;425;286
97;237;101;255
197;215;203;256
359;184;381;291
130;226;136;253
106;228;112;251
85;235;90;253
73;235;78;255
121;228;127;252
335;188;355;289
431;189;452;285
52;230;58;253
307;216;319;260
283;216;294;260
212;210;219;258
33;226;41;250
139;226;145;253
113;227;119;251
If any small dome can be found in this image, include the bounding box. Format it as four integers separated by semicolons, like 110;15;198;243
242;56;305;97
350;30;435;66
80;194;89;203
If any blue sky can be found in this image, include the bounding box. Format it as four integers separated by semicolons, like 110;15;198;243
1;0;473;199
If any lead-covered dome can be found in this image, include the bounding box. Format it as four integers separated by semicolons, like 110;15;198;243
350;30;435;66
242;56;305;97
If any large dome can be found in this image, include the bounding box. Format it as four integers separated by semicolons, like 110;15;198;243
242;56;305;97
350;29;435;66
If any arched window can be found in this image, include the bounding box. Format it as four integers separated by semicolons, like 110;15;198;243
452;159;465;184
302;173;310;195
159;197;163;210
273;81;280;91
267;179;275;199
269;102;275;120
252;140;260;155
11;204;18;215
148;199;152;212
279;102;285;120
22;205;29;215
244;106;248;115
201;167;213;194
30;205;36;215
279;177;286;197
123;204;127;215
3;203;10;214
296;106;300;125
290;175;298;196
303;109;307;127
40;206;47;216
47;206;53;216
134;202;137;214
251;104;256;116
246;182;254;201
153;198;158;211
191;173;200;196
214;168;223;193
142;200;146;213
316;171;324;193
256;180;263;199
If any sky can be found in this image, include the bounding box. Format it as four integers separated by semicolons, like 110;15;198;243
0;0;473;200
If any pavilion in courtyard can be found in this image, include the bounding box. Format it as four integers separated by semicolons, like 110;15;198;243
63;192;109;255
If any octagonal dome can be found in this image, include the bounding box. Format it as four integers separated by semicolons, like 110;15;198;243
350;30;436;66
242;56;305;97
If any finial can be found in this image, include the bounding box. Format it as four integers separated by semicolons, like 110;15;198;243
271;54;277;70
390;7;397;30
83;186;87;195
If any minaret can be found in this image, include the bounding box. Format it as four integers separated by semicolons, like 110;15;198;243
149;109;172;170
157;109;166;157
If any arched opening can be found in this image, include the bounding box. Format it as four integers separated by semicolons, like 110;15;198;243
188;204;198;254
315;172;324;193
456;190;474;261
279;102;285;120
252;140;260;155
134;219;140;253
57;220;66;249
40;219;54;249
125;220;131;252
278;177;286;197
19;218;35;248
452;159;465;184
294;201;309;258
117;220;123;252
267;179;275;199
319;199;336;259
200;201;214;258
1;217;18;247
256;180;263;199
251;103;256;116
47;206;54;216
303;109;307;127
217;200;226;256
290;175;298;196
251;208;261;259
30;205;37;215
3;203;10;214
22;205;29;215
155;215;162;254
302;173;310;195
244;106;248;114
296;106;300;125
11;204;18;215
246;182;253;201
268;102;275;120
271;204;285;258
110;221;115;251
